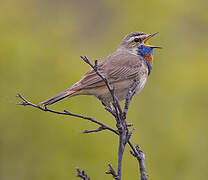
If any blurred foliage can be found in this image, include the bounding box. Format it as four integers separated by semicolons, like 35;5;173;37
0;0;208;179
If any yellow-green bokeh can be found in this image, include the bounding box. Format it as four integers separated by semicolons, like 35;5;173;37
1;0;208;179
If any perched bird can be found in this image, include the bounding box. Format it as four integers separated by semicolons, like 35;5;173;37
41;32;161;107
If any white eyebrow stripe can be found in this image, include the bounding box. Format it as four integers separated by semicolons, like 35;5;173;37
127;37;136;42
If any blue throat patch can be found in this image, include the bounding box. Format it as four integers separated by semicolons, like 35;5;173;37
137;44;153;76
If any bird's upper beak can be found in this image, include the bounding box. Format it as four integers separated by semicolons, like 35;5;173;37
144;32;161;48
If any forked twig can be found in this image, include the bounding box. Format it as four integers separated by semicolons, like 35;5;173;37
105;163;119;180
76;168;90;180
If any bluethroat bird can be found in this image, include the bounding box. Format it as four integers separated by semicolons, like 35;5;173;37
41;32;160;107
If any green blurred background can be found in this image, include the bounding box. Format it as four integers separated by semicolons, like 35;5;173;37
1;0;208;179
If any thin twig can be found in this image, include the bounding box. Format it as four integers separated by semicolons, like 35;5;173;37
76;168;90;180
105;106;117;117
81;126;107;134
123;79;139;118
105;163;119;180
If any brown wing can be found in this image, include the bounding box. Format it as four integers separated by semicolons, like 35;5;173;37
71;50;145;90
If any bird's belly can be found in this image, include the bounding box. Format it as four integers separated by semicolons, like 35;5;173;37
135;76;147;94
116;77;147;101
92;77;147;105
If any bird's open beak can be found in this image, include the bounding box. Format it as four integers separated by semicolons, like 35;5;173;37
144;32;162;48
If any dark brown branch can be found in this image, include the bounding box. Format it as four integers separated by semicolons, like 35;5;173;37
76;168;90;180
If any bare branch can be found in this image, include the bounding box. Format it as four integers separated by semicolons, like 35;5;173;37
127;128;135;142
16;93;148;179
130;145;148;180
105;163;119;180
16;94;118;135
76;168;90;180
105;105;117;117
114;79;139;180
81;126;109;134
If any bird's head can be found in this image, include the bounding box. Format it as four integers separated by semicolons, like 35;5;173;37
118;32;161;54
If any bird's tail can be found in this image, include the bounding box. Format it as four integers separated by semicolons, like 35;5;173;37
40;90;77;106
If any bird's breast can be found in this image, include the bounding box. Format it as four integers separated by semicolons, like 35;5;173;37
142;53;153;76
143;54;153;65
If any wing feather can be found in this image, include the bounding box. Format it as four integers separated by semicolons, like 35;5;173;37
72;50;145;90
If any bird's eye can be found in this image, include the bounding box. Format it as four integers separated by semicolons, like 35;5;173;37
134;38;141;43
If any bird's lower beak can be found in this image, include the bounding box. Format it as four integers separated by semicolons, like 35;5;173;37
147;45;162;49
144;32;161;48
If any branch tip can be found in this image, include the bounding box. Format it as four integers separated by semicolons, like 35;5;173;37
127;123;134;127
76;167;90;180
16;94;21;98
94;60;98;70
106;163;119;179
